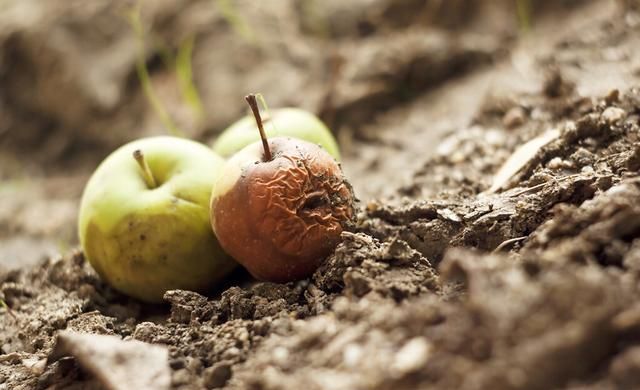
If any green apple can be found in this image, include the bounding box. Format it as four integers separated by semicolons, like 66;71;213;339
78;136;236;303
212;108;341;160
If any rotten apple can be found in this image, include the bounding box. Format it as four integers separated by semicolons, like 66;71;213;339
210;95;355;282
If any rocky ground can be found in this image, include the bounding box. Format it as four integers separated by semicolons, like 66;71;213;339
3;0;640;389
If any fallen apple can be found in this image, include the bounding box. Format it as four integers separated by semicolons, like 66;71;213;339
213;107;341;160
78;136;236;303
210;95;355;282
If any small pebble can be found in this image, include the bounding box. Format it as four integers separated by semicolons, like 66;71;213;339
222;347;240;360
272;346;289;364
171;369;191;386
22;357;46;375
503;107;527;129
391;337;432;375
342;343;363;367
604;89;619;105
602;107;626;125
547;157;564;169
204;361;232;389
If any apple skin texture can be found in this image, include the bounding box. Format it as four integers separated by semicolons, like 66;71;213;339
210;137;354;282
78;136;236;303
213;108;341;160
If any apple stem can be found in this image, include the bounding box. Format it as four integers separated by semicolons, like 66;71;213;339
133;149;158;189
245;94;272;161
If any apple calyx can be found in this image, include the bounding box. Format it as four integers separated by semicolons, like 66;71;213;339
133;149;157;189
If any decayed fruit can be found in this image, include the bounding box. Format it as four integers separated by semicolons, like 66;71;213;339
210;95;355;282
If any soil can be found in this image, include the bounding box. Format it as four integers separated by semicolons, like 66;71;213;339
3;1;640;389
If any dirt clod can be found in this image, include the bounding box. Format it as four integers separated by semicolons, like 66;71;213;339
50;331;171;390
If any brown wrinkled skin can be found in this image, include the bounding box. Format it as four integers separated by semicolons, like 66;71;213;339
211;138;354;282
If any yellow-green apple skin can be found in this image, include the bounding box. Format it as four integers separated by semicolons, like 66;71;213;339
78;136;236;303
213;108;341;160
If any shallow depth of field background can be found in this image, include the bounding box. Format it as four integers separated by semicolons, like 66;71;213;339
0;0;621;271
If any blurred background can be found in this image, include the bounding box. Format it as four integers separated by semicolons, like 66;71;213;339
0;0;625;272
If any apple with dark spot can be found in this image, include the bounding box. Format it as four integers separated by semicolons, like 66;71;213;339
210;95;355;282
78;136;236;303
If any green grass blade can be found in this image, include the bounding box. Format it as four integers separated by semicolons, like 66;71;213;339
176;36;205;120
255;93;278;133
215;0;257;45
125;5;184;137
